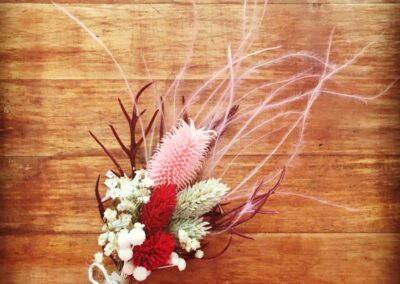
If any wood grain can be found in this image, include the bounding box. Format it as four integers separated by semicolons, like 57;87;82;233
0;1;399;4
0;233;399;284
1;4;399;80
1;79;399;157
0;1;399;283
0;155;399;235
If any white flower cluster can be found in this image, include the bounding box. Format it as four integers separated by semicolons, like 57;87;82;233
105;169;153;206
170;217;209;255
169;252;187;271
97;170;153;257
118;223;146;261
94;222;151;282
118;223;152;282
178;229;200;252
92;170;224;282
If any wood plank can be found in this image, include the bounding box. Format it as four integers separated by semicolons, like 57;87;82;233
1;79;398;156
0;154;398;234
0;233;398;283
0;4;398;80
0;1;398;4
0;2;399;283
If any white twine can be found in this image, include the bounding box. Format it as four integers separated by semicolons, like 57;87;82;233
88;262;126;284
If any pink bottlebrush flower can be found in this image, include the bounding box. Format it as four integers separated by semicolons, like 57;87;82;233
148;120;215;189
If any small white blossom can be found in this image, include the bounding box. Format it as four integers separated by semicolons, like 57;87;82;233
104;242;115;256
117;200;137;213
136;187;151;201
94;252;104;263
169;252;179;265
98;232;108;246
134;169;146;180
118;247;133;261
118;229;131;249
170;218;209;252
104;177;118;189
195;250;204;259
142;177;154;188
104;209;117;222
189;239;201;251
133;222;145;229
133;266;150;281
109;219;124;231
141;195;150;204
105;170;116;179
98;169;154;261
178;229;201;252
120;213;133;228
108;232;117;243
107;187;120;200
177;258;186;271
178;229;188;242
120;177;134;198
128;225;146;246
181;237;201;252
122;261;135;275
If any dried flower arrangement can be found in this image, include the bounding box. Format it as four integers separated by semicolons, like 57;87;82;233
88;83;284;282
52;1;397;283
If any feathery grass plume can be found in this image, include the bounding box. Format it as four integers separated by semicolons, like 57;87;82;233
148;120;216;189
169;217;210;244
173;178;229;219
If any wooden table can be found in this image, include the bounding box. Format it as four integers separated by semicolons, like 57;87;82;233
0;1;399;283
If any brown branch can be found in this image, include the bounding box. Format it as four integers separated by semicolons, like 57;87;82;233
211;168;285;234
93;83;158;178
89;131;124;176
94;175;105;220
134;82;153;105
202;236;232;260
139;109;147;117
109;125;130;158
159;96;165;142
230;228;254;240
210;105;239;133
118;98;131;123
208;105;239;150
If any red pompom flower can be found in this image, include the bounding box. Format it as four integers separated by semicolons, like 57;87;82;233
140;184;177;232
133;231;176;270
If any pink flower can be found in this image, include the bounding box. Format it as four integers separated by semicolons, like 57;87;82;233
148;120;215;189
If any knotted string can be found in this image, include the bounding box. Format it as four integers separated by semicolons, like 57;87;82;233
88;262;126;284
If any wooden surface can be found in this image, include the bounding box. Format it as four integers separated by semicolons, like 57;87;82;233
0;1;399;284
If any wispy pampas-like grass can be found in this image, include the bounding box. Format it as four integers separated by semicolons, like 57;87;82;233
53;1;397;281
148;120;216;189
54;0;397;248
53;0;396;213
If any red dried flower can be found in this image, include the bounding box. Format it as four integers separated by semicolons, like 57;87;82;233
140;184;177;232
133;231;176;270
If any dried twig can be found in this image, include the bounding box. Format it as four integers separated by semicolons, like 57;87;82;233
211;168;285;235
92;83;158;177
94;175;105;219
89;131;124;176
